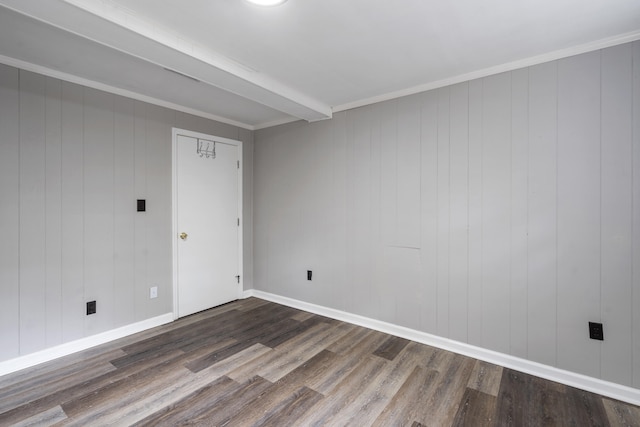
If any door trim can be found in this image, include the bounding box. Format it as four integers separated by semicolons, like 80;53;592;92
171;127;243;320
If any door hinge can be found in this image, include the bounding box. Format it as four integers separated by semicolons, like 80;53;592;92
236;275;240;283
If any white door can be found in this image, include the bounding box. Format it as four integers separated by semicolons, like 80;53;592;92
173;130;242;318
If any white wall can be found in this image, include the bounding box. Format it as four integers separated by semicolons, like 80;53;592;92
0;64;254;363
254;41;640;389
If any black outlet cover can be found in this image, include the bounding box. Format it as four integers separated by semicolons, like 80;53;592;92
87;300;96;315
307;270;312;281
589;322;603;341
137;199;146;212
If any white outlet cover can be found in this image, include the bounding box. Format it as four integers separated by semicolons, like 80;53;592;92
150;286;158;299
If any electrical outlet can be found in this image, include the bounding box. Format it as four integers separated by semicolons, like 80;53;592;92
86;301;96;315
150;286;158;299
589;322;604;341
307;270;312;281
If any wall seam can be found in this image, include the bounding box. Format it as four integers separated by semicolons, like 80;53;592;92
17;69;22;355
599;49;603;379
554;59;559;367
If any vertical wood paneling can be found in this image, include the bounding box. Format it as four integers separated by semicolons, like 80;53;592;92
380;101;398;248
344;109;357;313
467;79;484;347
378;102;398;322
436;88;451;337
60;82;84;342
600;44;633;386
390;247;422;330
144;105;174;317
0;64;20;360
330;112;348;312
298;122;318;300
510;69;529;358
83;88;115;335
0;63;251;364
114;96;135;327
276;125;303;299
45;77;63;347
251;42;639;393
396;95;421;249
304;121;333;306
19;71;47;355
369;106;383;317
252;128;269;294
557;51;601;378
633;40;640;389
527;61;558;367
481;72;512;354
449;82;469;343
349;107;374;318
420;91;438;334
239;127;254;291
133;101;148;321
266;126;296;298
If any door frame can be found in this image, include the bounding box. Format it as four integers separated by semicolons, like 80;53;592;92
171;127;243;320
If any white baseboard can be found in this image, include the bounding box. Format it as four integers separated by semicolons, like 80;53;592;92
243;289;640;406
0;313;174;377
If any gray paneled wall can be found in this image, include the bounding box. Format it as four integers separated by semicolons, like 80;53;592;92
254;41;640;388
0;64;254;362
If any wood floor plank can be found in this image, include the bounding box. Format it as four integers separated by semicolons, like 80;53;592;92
131;375;239;426
260;316;332;349
119;311;239;356
219;349;337;426
60;358;192;419
451;388;498;427
306;329;390;395
0;348;126;393
252;386;324;427
411;353;476;426
466;359;504;396
175;375;274;426
234;296;270;312
0;298;636;426
128;344;274;426
495;368;604;427
0;349;186;425
227;322;350;384
603;397;640;427
495;368;528;426
527;375;571;426
564;386;611;427
0;354;119;413
291;311;316;322
295;355;388;426
326;326;384;355
330;341;433;426
11;405;67;427
262;323;353;383
372;335;410;361
372;365;440;426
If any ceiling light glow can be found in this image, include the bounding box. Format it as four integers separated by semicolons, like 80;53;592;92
246;0;287;6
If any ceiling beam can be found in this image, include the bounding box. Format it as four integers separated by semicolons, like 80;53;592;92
0;0;332;122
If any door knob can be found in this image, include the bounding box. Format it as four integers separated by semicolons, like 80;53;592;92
179;232;188;240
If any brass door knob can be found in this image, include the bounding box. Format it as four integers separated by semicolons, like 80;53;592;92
179;232;188;240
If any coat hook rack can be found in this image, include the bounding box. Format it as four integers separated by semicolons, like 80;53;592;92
196;138;216;159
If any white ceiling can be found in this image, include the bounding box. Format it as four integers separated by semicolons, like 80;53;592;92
0;0;639;130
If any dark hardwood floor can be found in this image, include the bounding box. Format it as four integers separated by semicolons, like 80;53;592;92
0;297;638;426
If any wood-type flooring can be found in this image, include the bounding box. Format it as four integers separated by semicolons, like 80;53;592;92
0;297;638;426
